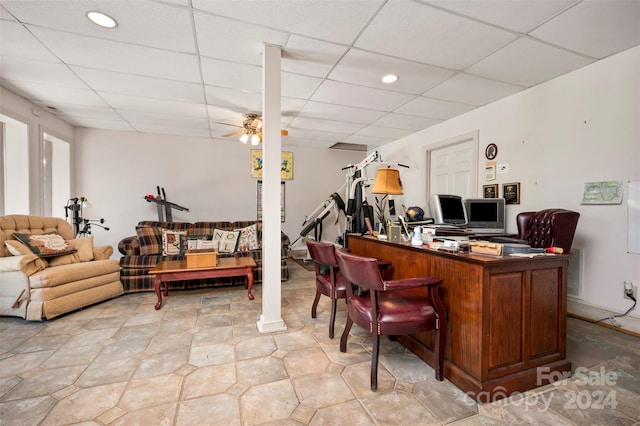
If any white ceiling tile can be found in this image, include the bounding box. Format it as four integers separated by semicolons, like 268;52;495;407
329;49;455;94
205;86;262;111
530;0;640;59
426;0;578;33
342;133;395;146
192;0;382;45
425;73;523;106
1;5;17;21
282;35;348;78
284;127;350;142
296;101;386;124
60;116;135;131
8;81;107;107
118;110;209;128
71;66;206;103
395;96;476;120
466;37;594;87
355;1;518;69
40;104;122;121
288;116;364;134
312;80;414;111
372;113;442;131
194;12;289;65
27;26;201;82
282;73;323;99
132;124;211;138
2;0;196;53
0;21;60;62
355;125;414;139
1;57;89;89
99;92;208;118
201;58;262;92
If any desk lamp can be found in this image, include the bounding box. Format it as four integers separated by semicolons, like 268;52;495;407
371;167;403;235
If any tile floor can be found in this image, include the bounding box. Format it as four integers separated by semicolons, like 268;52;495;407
1;261;639;425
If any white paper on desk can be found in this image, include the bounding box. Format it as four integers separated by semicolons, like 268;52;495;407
509;253;549;258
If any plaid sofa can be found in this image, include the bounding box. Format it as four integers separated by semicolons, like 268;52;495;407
118;220;289;293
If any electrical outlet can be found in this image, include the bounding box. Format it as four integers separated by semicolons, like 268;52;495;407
623;282;637;301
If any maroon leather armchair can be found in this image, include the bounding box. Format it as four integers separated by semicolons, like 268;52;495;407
305;238;348;339
335;248;446;391
517;209;580;253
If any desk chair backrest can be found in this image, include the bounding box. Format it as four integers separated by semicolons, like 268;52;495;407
517;209;580;253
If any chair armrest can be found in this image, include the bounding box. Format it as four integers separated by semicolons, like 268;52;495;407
383;277;442;291
118;236;140;256
93;245;113;260
0;254;46;276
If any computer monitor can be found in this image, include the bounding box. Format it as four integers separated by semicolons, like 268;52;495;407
464;198;506;234
429;194;467;226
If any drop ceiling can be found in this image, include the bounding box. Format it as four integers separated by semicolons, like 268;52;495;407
1;0;639;150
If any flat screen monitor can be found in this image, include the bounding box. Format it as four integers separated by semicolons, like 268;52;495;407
429;194;467;226
464;198;506;233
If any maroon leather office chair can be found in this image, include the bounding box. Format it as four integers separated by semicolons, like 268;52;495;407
305;239;348;339
335;248;446;391
517;209;580;253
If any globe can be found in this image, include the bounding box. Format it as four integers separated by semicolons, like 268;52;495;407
406;206;425;221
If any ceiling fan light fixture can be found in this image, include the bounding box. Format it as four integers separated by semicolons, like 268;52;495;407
86;11;118;28
250;133;261;145
239;133;249;144
381;74;399;84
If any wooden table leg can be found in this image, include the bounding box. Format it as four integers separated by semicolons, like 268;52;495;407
246;267;254;300
154;276;163;310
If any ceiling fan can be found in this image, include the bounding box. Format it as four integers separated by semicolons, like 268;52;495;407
221;113;288;145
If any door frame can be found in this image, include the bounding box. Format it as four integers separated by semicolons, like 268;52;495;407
421;130;479;202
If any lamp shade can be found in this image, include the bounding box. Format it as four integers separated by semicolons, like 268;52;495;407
371;168;403;195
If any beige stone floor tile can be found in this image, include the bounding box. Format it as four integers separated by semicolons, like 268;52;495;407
109;402;176;426
291;371;355;409
176;393;240;426
235;335;277;360
189;342;234;367
360;389;441;425
3;365;85;401
75;356;138;387
236;356;289;386
119;373;182;412
283;346;331;377
181;363;236;399
0;395;57;425
41;381;126;426
240;379;299;424
310;399;374;425
132;348;190;379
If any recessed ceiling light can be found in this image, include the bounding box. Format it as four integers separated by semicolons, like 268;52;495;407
86;11;118;29
381;74;399;84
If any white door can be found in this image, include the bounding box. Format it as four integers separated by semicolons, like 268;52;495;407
428;132;478;199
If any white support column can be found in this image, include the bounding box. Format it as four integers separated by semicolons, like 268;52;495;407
257;43;287;333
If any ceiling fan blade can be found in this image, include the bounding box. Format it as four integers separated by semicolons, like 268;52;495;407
216;122;243;128
222;130;245;137
281;129;288;136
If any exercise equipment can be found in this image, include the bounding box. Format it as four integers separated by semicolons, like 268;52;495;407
292;151;407;247
64;197;109;237
144;186;190;221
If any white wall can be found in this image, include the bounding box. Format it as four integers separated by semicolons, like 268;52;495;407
375;46;640;325
73;128;364;252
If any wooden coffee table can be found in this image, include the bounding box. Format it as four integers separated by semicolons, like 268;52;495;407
149;257;257;310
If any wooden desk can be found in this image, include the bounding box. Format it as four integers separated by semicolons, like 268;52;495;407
346;234;570;402
149;257;257;310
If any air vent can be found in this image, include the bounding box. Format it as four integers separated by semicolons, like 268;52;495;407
329;143;368;151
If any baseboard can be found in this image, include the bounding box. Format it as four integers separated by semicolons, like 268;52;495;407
568;299;640;337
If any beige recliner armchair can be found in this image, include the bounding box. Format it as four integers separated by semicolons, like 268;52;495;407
0;215;123;320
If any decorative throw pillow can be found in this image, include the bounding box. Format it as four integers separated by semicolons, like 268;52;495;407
236;224;260;252
186;234;213;250
13;232;76;258
162;230;187;256
212;229;240;253
48;237;95;267
136;226;164;256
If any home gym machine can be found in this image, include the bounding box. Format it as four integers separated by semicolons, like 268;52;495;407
64;197;110;237
291;151;406;248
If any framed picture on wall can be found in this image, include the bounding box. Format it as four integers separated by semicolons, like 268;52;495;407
503;182;521;204
483;184;498;199
251;150;293;179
